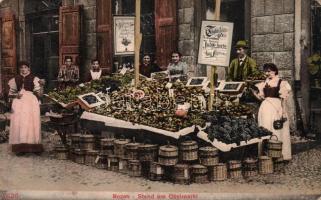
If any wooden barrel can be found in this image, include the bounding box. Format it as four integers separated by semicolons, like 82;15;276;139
199;146;219;166
54;145;69;160
158;145;178;166
191;164;208;184
118;157;129;174
85;149;99;167
108;155;119;172
273;156;285;173
173;164;190;185
114;138;131;157
138;143;158;162
74;148;85;164
128;160;141;177
179;140;198;162
149;162;164;181
228;160;242;179
259;156;273;174
208;163;227;181
243;158;258;177
70;133;81;149
96;152;108;169
100;138;114;155
267;135;282;158
80;134;95;150
125;141;140;160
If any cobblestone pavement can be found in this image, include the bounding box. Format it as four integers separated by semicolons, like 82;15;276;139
0;132;321;196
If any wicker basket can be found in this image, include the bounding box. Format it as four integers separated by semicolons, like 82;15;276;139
74;148;85;164
243;158;258;177
54;145;69;160
199;146;219;166
108;155;119;172
158;144;178;166
273;156;285;173
138;143;158;162
80;134;95;150
85;150;99;167
96;153;108;169
267;135;282;158
100;138;114;155
228;160;242;179
118;157;129;174
70;133;81;149
128;160;142;177
114;138;131;157
208;163;227;181
125;141;140;160
173;164;190;185
179;140;198;162
259;156;273;174
191;164;208;184
149;162;164;181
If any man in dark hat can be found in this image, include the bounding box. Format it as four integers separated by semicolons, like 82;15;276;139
227;40;257;81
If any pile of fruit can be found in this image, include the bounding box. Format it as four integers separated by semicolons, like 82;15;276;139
212;102;255;117
205;114;272;145
247;70;267;81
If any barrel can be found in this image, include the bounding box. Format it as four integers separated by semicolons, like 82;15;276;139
228;160;242;179
138;144;158;162
179;140;198;162
100;138;114;155
149;162;164;181
54;145;69;160
125;141;140;160
74;148;85;164
96;153;108;169
108;155;119;172
199;146;219;166
128;160;141;177
243;158;258;177
267;135;282;158
118;157;129;174
80;134;95;150
191;164;208;184
208;163;227;181
70;133;81;149
173;164;190;185
158;145;178;166
114;138;131;157
85;150;99;167
259;156;273;174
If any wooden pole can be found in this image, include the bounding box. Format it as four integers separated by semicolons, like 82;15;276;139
208;0;221;111
134;0;142;88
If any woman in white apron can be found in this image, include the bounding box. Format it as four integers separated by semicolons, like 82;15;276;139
8;61;43;155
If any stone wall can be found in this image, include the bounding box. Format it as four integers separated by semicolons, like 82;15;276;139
251;0;296;130
178;0;198;77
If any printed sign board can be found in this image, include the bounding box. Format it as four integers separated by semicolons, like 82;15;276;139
114;16;135;55
197;21;234;67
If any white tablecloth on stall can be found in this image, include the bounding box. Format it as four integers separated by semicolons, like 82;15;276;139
80;111;195;139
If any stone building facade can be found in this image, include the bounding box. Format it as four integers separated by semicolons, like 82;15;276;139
0;0;317;131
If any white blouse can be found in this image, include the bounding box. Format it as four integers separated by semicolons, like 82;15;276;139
90;70;102;80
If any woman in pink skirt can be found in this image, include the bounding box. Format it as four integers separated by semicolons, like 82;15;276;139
8;61;43;155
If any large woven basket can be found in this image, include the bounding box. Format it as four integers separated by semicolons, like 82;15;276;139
259;156;273;174
199;146;219;166
114;138;131;157
158;144;178;166
173;164;190;185
149;162;164;181
191;164;208;184
208;163;227;181
179;140;198;161
125;140;140;160
243;158;258;177
138;143;158;162
267;135;282;158
128;160;142;177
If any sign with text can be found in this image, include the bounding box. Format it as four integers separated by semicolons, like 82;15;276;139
197;21;234;67
114;16;135;55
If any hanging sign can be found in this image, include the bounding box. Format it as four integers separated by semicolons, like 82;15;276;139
197;21;234;67
114;16;135;55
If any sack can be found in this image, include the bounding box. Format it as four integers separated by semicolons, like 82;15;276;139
273;117;287;130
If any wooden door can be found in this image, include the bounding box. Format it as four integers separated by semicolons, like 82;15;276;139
96;0;113;74
0;9;16;94
59;5;82;66
155;0;178;69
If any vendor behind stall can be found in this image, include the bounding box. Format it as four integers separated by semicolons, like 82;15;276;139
89;59;102;81
167;51;188;82
57;56;80;89
139;54;161;78
227;40;257;81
